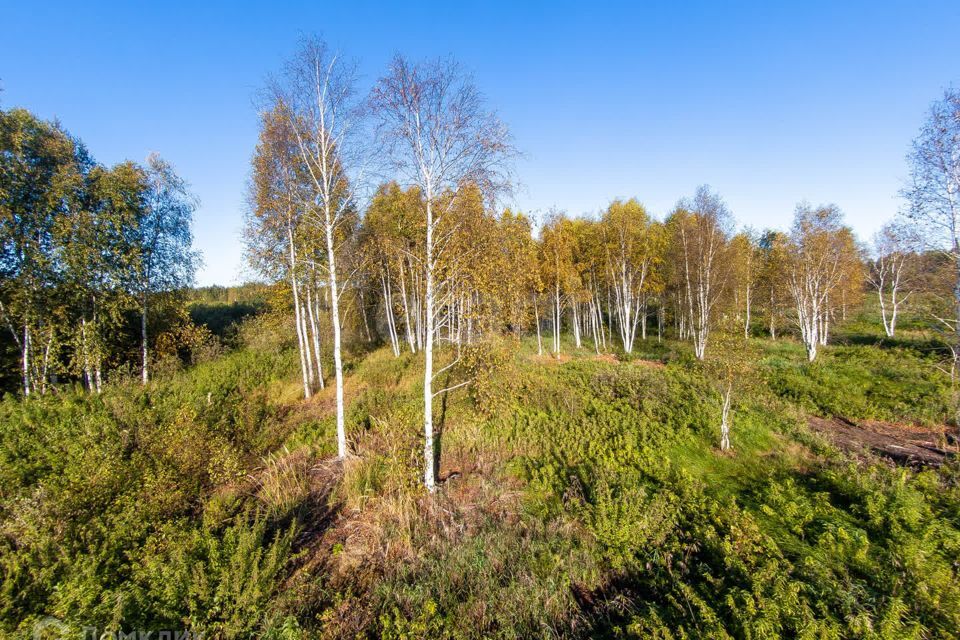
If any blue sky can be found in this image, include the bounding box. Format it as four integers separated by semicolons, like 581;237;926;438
2;1;958;285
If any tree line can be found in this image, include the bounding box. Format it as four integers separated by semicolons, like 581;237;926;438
0;107;198;395
244;37;960;491
2;37;954;490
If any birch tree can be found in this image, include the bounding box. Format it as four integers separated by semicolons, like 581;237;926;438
786;203;854;362
1;108;199;393
361;182;425;355
903;88;960;355
757;230;790;339
246;106;323;398
705;317;757;453
127;153;198;383
540;212;577;355
729;229;758;338
572;217;608;352
867;222;916;338
668;186;732;360
269;37;367;459
62;162;145;392
497;208;539;340
601;198;658;353
370;56;513;492
0;108;83;395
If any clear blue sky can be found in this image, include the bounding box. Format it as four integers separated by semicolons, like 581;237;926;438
3;1;958;285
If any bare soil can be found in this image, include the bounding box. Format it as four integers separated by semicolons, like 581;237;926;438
807;415;957;467
630;358;665;369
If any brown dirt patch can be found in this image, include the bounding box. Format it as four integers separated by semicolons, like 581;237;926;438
529;353;572;365
808;415;956;467
590;353;620;364
631;358;665;369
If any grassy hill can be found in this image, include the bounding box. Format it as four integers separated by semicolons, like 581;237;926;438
2;311;959;639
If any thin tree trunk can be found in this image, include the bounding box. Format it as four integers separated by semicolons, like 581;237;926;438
81;317;92;391
92;304;102;393
140;293;149;384
288;225;311;399
400;263;416;353
424;196;436;492
641;299;648;342
322;204;347;459
299;297;316;389
554;280;561;355
572;302;581;349
534;294;542;356
720;383;732;451
769;289;777;339
382;270;400;356
466;293;473;345
359;286;372;342
40;331;52;394
744;283;751;339
22;324;30;396
292;283;311;398
657;304;663;344
306;285;325;390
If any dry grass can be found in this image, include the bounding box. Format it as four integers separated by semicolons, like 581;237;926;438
248;447;314;517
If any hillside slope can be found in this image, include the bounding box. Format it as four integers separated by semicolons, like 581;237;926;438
2;319;959;639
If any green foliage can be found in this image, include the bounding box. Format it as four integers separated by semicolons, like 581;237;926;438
189;300;265;343
0;107;203;396
1;315;959;638
763;343;951;424
0;347;299;637
133;511;296;638
468;342;960;637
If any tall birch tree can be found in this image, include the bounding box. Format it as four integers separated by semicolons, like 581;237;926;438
370;56;513;492
246;106;322;399
601;198;658;353
729;229;758;338
868;222;915;338
540;213;577;355
0;108;84;394
903;89;960;357
127;153;198;384
668;186;732;360
757;230;790;339
269;37;367;459
63;162;145;392
786;203;855;362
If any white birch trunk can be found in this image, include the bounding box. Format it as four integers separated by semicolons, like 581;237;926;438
423;194;436;492
22;325;31;396
553;280;561;355
534;294;542;356
572;302;581;349
306;285;325;390
382;270;401;356
140;293;149;384
720;384;732;451
299;297;316;389
81;317;92;392
322;206;347;459
400;262;416;353
289;227;312;399
744;282;752;339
